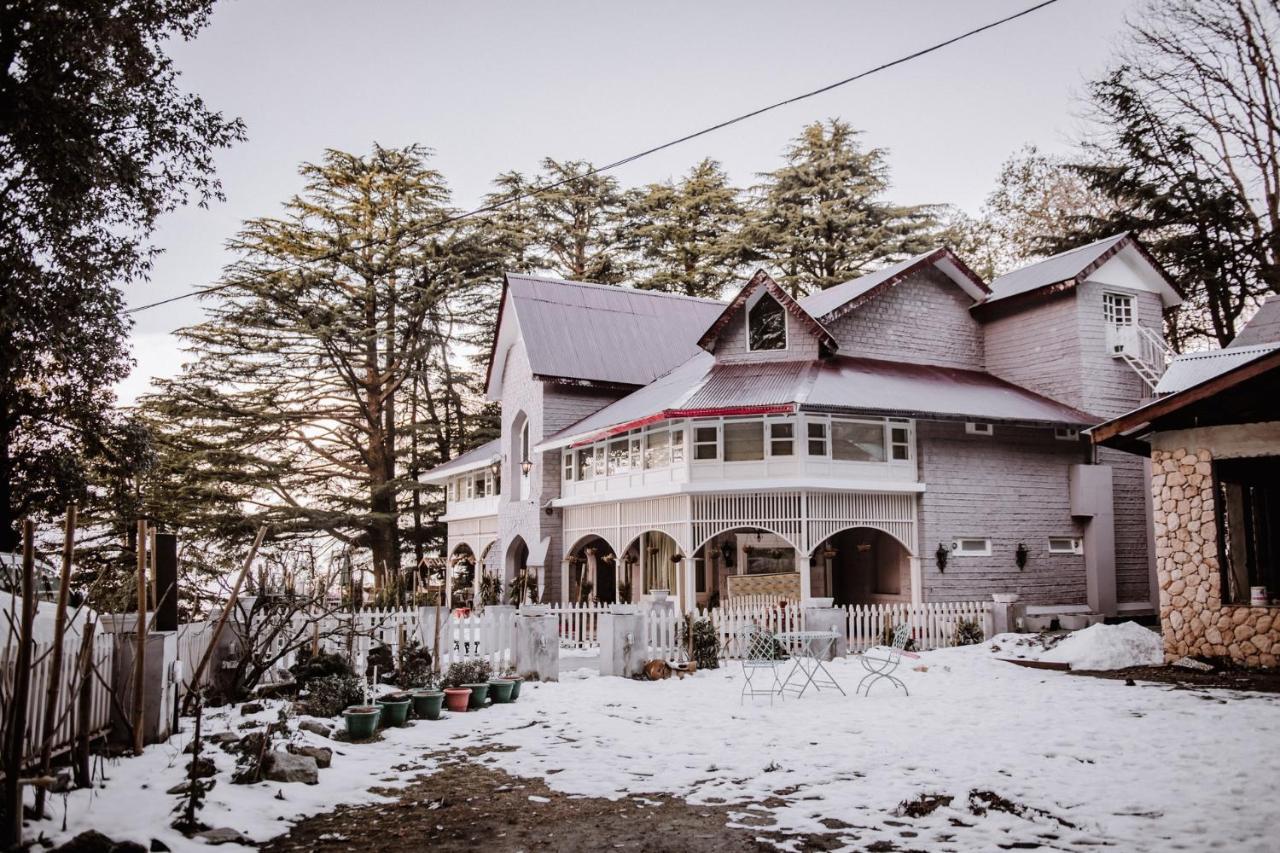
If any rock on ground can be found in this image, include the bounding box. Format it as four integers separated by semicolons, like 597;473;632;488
287;743;333;769
262;750;319;784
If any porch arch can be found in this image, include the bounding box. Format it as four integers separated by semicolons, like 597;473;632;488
807;522;914;557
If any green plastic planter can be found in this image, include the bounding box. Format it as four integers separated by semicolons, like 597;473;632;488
463;682;490;710
508;676;524;701
342;705;381;740
376;694;412;727
411;689;445;720
488;679;515;703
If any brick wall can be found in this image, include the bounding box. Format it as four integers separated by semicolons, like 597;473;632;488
917;421;1089;605
983;292;1084;405
825;267;984;369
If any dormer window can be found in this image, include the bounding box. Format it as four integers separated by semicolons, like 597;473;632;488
748;293;787;351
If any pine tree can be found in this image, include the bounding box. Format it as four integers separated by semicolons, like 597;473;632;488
744;120;939;297
140;145;497;588
626;158;745;298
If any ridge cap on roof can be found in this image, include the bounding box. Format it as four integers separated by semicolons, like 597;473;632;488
505;272;727;305
986;232;1130;291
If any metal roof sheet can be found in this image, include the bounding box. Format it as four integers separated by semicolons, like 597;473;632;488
419;438;500;483
1228;295;1280;348
984;233;1129;303
507;275;725;387
798;251;940;319
538;353;1095;450
1154;342;1280;395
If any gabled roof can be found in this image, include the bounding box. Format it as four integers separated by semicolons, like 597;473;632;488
798;248;989;323
537;352;1097;451
976;232;1182;316
697;269;837;354
1091;347;1280;454
1154;342;1280;395
485;274;725;396
1229;295;1280;348
419;438;500;484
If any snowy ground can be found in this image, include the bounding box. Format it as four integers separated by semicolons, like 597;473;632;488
28;634;1280;852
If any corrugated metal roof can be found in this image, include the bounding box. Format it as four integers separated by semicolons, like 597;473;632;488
507;275;725;386
806;358;1097;424
984;233;1129;303
537;352;1095;450
1229;295;1280;348
419;438;500;483
798;251;940;319
1154;342;1280;395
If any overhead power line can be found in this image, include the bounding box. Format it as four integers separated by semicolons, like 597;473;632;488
125;0;1061;315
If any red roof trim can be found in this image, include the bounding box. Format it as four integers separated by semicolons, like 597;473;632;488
568;404;795;448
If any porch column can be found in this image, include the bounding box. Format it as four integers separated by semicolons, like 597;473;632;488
682;554;696;614
909;556;923;605
799;551;813;604
444;561;453;611
560;559;570;604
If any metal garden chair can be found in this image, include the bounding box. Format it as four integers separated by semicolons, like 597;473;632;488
855;623;918;696
740;626;786;704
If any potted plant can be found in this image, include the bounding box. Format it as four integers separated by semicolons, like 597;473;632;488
441;659;492;711
376;691;412;727
411;688;445;720
488;677;515;703
342;704;381;739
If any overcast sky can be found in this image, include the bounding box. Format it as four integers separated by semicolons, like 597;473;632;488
120;0;1137;403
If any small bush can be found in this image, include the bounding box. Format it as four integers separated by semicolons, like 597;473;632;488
681;615;720;670
289;650;353;687
395;642;435;690
440;658;492;689
304;674;365;717
953;618;984;647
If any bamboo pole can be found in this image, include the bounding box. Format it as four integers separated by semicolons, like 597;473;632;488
2;521;37;849
181;525;267;715
72;621;96;788
35;504;76;817
131;519;148;756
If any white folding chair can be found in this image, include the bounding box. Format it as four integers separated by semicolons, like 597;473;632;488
855;623;917;696
740;627;785;704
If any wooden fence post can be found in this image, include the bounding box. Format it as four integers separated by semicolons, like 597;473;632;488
131;519;148;756
35;504;76;817
2;520;37;849
72;622;97;788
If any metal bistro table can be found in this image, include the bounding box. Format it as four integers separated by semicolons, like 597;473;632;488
774;630;846;697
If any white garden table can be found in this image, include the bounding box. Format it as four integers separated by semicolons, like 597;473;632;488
774;630;846;697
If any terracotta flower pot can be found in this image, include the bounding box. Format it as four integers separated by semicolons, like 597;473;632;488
342;705;381;740
443;687;471;713
411;689;445;720
376;694;412;728
463;682;490;710
488;679;515;703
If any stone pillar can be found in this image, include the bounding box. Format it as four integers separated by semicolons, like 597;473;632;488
799;553;813;605
802;603;846;659
991;593;1023;635
111;630;178;746
512;612;558;682
598;607;645;678
909;556;923;605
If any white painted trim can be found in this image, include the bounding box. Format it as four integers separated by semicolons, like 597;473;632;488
1024;604;1090;615
550;477;926;508
1116;601;1157;613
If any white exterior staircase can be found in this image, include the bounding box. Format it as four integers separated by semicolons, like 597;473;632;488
1108;323;1175;391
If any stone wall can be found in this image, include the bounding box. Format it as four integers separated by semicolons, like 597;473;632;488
1152;446;1278;667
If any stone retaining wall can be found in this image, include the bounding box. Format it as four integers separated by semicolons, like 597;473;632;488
1152;447;1278;667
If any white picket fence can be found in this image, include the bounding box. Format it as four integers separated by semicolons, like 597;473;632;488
1;629;115;769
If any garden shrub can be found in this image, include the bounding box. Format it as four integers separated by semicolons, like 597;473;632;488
953;617;984;647
681;615;720;669
304;673;365;717
440;658;492;689
395;642;435;689
289;649;353;687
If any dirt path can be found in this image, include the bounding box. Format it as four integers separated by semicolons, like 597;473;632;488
261;755;777;853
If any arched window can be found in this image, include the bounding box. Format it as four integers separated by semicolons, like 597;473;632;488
519;419;531;501
748;293;787;351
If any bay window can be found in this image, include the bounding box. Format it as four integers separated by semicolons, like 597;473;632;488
645;428;671;469
831;420;886;462
723;420;764;462
769;421;794;456
694;425;719;460
807;421;828;456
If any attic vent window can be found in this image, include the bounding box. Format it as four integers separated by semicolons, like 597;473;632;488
748;293;787;351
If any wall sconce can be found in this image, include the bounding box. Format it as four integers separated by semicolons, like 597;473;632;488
935;542;950;572
520;458;533;476
1015;543;1029;570
489;460;501;477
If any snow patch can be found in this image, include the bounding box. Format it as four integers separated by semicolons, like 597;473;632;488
1041;622;1163;670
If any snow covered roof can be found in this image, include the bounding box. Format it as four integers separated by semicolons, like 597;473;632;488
418;438;500;484
537;354;1096;450
799;248;988;322
979;233;1181;312
1229;295;1280;348
485;274;725;396
1154;342;1280;395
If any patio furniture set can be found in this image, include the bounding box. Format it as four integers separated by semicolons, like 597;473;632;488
738;623;917;703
